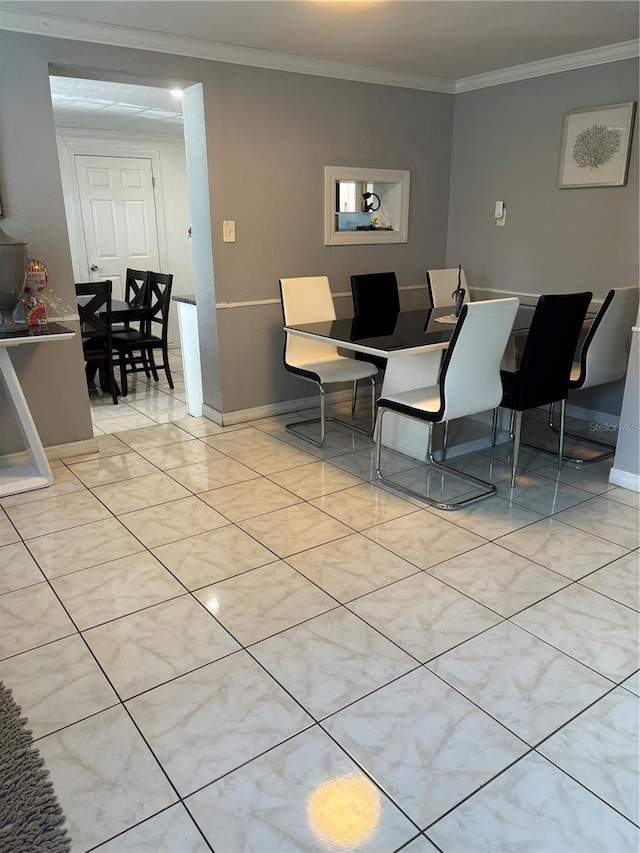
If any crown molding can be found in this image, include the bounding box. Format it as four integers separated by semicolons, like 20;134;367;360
0;8;636;95
455;39;640;93
0;8;455;93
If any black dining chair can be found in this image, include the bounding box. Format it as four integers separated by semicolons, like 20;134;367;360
492;291;593;487
76;280;118;405
111;268;150;334
111;271;174;396
349;271;400;413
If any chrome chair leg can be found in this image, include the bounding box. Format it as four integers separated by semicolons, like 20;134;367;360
558;399;566;471
375;407;497;511
510;410;523;488
546;400;616;464
491;407;499;446
441;421;449;462
350;380;358;421
286;376;376;447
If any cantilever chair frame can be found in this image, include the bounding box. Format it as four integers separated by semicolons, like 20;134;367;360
376;298;520;510
546;286;640;464
280;276;378;448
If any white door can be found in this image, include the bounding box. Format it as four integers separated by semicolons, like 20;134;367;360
75;155;161;301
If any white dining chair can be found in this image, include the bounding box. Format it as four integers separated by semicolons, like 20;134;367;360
426;267;470;309
549;285;639;463
375;297;519;509
280;276;378;447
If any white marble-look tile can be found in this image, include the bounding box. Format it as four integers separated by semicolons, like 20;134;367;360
127;651;312;796
136;439;224;470
310;482;416;531
426;495;544;540
0;541;44;594
402;836;440;852
428;621;612;745
579;552;639;610
152;526;277;590
119;496;229;548
62;433;131;464
199;477;301;522
84;595;240;699
377;464;478;508
195;561;338;645
115;421;193;450
239;504;352;558
621;670;640;696
91;400;147;423
268;461;365;500
0;582;76;659
496;471;593;515
26;517;145;579
539;686;639;824
251;608;417;719
604;486;640;509
261;423;374;460
167;456;262;492
185;726;418;853
0;466;85;508
50;552;185;630
37;705;177;853
555;497;640;550
127;395;188;418
362;510;486;570
92;471;192;515
68;452;158;488
426;542;570;617
95;804;209;853
428;751;640;852
5;490;112;539
99;412;159;433
0;509;19;546
348;572;502;661
324;667;527;827
534;458;618;495
173;416;228;437
496;517;629;580
286;533;420;603
445;450;513;484
0;634;118;738
328;446;417;482
512;584;640;682
202;426;287;456
230;442;321;475
478;442;553;474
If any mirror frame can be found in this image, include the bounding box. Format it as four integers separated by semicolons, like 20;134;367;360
324;166;410;246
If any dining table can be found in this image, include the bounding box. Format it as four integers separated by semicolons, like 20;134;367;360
284;302;539;460
76;295;149;325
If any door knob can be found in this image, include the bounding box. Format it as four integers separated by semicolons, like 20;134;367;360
90;264;98;271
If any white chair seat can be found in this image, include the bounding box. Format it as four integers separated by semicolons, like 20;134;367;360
381;384;440;417
295;355;377;384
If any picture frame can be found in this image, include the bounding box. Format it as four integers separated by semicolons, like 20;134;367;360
558;101;636;189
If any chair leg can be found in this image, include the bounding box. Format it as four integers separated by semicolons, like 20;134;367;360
547;399;615;464
119;353;128;398
441;421;449;462
509;409;515;440
148;349;159;382
558;399;566;471
375;407;497;510
510;410;523;488
491;407;499;446
351;380;358;421
162;343;174;389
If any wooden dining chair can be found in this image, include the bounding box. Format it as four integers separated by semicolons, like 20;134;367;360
111;271;174;396
76;280;118;404
376;298;520;509
280;275;378;447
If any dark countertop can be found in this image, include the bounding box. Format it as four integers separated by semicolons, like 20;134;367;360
172;295;196;305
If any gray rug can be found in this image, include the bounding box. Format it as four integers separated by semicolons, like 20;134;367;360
0;682;71;853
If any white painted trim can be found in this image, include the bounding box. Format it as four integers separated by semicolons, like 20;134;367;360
455;40;640;92
2;9;636;94
56;130;171;282
203;388;356;427
608;466;640;493
46;438;98;460
214;285;424;310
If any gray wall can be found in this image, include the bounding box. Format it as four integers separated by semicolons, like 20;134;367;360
0;30;453;440
446;60;639;416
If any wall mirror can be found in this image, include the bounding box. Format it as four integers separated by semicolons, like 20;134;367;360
324;166;410;246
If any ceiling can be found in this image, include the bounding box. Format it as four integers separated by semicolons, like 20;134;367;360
1;1;638;91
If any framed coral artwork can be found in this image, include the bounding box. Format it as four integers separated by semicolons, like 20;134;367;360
558;101;636;188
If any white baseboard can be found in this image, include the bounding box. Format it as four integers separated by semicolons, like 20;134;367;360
565;403;620;427
203;389;355;426
608;466;640;493
47;438;98;460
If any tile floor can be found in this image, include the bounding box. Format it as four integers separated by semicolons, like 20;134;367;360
0;362;638;852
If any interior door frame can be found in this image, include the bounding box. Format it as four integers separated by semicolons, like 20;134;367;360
56;128;170;282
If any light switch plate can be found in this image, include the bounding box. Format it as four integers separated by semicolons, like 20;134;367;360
223;220;236;242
